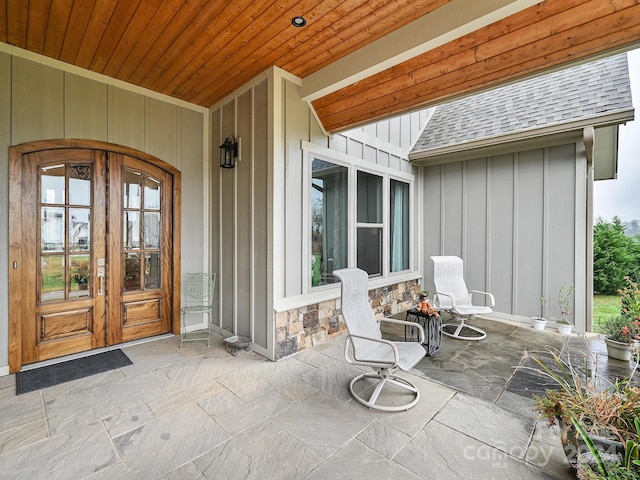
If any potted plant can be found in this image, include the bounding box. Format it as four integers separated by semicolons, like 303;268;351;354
555;284;575;335
70;271;89;290
532;296;548;330
601;315;639;361
528;345;640;478
599;277;640;361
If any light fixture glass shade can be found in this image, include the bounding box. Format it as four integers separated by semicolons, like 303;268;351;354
219;136;238;169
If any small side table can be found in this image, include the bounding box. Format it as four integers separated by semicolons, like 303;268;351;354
405;308;442;356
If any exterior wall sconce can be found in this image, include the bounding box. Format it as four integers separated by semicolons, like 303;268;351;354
219;135;239;169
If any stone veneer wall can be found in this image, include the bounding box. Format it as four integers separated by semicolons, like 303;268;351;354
274;279;422;359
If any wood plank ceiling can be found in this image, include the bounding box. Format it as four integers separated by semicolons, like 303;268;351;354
1;0;639;133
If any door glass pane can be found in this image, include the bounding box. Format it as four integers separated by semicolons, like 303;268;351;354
144;212;160;248
69;255;90;298
69;208;90;251
144;176;160;209
39;161;94;303
41;255;65;303
41;207;65;252
124;252;140;291
311;158;347;286
41;164;65;204
357;228;382;276
123;169;163;293
144;252;160;289
124;212;140;249
68;164;91;206
123;170;142;208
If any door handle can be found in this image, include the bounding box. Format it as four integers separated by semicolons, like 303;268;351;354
97;267;105;296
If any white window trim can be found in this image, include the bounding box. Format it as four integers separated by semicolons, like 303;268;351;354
302;141;416;299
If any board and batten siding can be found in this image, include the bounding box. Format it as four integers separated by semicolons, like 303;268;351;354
0;49;207;375
420;142;588;331
210;77;271;356
211;66;429;359
281;76;430;301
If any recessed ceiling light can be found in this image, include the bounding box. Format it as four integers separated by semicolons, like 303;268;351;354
291;16;306;27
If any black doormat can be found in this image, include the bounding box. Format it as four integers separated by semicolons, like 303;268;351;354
16;349;132;395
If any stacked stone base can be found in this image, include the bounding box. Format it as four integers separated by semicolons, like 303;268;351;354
275;279;421;359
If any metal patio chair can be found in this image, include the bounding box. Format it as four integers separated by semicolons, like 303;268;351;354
333;268;427;411
180;273;216;348
431;256;494;341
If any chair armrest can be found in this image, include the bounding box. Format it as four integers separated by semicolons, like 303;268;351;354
347;333;399;368
469;290;495;308
379;317;425;343
432;291;456;309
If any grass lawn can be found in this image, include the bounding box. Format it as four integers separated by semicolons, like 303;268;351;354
592;295;620;333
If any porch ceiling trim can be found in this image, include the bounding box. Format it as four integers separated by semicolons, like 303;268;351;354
300;0;542;102
312;0;640;133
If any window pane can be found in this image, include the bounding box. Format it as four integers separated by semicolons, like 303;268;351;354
357;228;382;276
390;180;410;272
124;211;140;249
41;164;65;204
123;170;142;208
124;253;141;291
144;176;161;209
68;164;91;206
144;212;160;248
311;159;348;286
69;208;90;251
41;255;65;303
357;171;382;223
144;252;161;289
69;255;90;298
41;207;65;252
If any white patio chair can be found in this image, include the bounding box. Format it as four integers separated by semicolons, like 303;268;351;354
431;256;494;341
333;268;427;411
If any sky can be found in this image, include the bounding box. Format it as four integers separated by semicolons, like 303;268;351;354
593;48;640;222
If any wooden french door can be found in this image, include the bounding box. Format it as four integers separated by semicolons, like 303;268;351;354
9;141;180;372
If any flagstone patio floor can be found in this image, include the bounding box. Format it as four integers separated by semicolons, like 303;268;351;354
1;314;636;479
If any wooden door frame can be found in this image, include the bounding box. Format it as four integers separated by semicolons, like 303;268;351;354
8;139;182;373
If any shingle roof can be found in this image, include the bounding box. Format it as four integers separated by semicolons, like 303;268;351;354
411;54;633;155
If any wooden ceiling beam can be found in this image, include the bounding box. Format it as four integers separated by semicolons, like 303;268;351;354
314;0;610;109
313;0;640;132
301;0;542;101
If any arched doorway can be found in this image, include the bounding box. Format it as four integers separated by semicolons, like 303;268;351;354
8;140;181;373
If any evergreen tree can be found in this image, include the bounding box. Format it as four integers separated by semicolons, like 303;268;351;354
593;216;640;294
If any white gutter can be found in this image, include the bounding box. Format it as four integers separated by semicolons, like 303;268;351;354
409;109;635;162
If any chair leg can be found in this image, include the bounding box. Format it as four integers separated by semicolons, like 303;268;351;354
442;314;486;341
180;312;185;349
349;370;420;412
